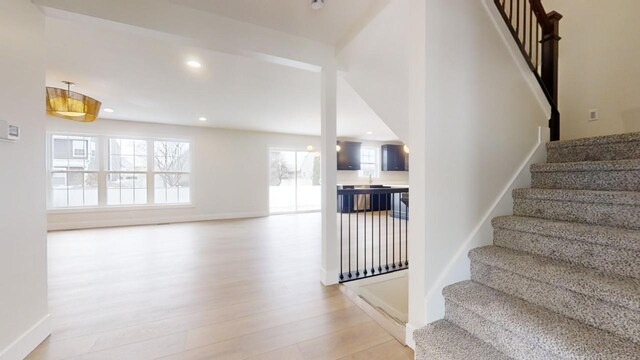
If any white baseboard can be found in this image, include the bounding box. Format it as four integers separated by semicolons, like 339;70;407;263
320;267;340;286
405;322;418;350
0;315;51;360
47;211;269;231
424;127;550;321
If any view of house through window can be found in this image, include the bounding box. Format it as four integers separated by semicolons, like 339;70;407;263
48;134;191;209
51;135;99;208
269;149;321;213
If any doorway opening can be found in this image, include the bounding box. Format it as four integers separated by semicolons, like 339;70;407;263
269;149;321;213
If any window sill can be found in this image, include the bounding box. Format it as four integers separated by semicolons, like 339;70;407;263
47;203;195;215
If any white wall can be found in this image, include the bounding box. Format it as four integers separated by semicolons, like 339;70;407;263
418;0;550;323
337;0;410;142
336;140;409;186
0;1;50;359
544;0;640;140
46;118;321;230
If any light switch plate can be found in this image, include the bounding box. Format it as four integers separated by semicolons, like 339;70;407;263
589;109;600;122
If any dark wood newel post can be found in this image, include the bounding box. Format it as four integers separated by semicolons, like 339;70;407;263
541;11;562;141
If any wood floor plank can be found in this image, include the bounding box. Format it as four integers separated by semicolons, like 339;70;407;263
29;214;412;360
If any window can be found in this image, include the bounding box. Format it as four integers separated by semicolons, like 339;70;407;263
48;134;191;209
107;138;148;205
359;147;379;178
153;141;191;204
50;135;99;208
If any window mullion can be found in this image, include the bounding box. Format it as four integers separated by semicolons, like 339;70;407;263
148;139;154;205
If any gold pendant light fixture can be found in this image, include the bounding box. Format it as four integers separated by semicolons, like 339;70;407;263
46;81;102;122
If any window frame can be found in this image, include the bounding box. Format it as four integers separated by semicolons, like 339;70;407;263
358;146;380;178
46;132;194;213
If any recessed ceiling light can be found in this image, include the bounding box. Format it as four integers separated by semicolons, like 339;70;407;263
366;131;373;135
103;108;114;113
310;0;325;10
198;117;207;121
306;145;314;151
187;60;202;68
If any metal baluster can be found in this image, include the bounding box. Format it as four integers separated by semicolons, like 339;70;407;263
536;22;540;72
364;194;367;276
348;194;352;278
392;192;396;269
371;197;375;275
522;0;527;49
399;193;402;268
509;0;513;21
516;0;520;36
339;194;343;281
405;192;409;266
385;193;389;271
529;6;533;57
378;195;382;273
355;194;359;277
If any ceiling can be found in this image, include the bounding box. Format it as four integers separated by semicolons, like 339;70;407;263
168;0;390;46
45;16;398;141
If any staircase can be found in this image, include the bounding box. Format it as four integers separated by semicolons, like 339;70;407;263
413;132;640;359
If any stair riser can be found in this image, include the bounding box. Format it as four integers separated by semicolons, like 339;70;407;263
471;261;640;344
513;198;640;229
547;141;640;163
493;228;640;279
531;170;640;191
445;301;555;360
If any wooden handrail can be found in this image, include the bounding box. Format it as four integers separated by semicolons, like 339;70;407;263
494;0;562;141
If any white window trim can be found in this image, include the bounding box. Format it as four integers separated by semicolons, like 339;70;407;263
358;146;380;178
46;132;194;212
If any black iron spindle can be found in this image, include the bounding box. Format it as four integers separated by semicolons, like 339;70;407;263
399;193;402;268
355;194;359;277
340;194;343;280
392;192;396;269
371;200;375;274
378;195;382;273
348;194;352;278
405;192;408;266
385;193;389;271
364;195;367;276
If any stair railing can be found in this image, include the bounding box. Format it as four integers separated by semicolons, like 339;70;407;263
494;0;562;141
337;187;409;282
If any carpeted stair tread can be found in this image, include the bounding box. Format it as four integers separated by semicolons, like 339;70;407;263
513;188;640;229
530;159;640;191
513;188;640;205
492;216;640;252
469;246;640;311
546;132;640;163
413;320;509;360
531;159;640;172
546;132;640;149
443;281;640;359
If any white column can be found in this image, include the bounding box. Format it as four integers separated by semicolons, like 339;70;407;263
406;0;427;349
320;62;339;286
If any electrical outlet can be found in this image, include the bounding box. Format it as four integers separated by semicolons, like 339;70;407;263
589;109;600;122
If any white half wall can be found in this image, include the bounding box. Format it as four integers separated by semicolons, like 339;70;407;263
0;1;50;359
46;118;321;230
420;0;550;323
544;0;640;140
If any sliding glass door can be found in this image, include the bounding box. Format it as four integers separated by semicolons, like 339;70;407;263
269;149;321;213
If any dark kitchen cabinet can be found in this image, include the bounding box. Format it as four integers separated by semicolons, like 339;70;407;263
337;141;361;170
381;144;409;171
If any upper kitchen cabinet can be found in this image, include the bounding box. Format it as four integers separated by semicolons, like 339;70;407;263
337;141;361;170
381;144;409;171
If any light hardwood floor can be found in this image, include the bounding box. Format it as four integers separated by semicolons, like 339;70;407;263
27;213;413;360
